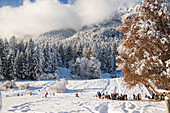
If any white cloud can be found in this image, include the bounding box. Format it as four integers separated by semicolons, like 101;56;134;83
0;0;141;38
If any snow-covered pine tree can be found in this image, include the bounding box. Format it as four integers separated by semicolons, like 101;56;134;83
117;0;170;92
87;57;102;79
98;45;108;72
56;51;62;67
0;57;3;79
51;43;58;73
3;39;10;56
106;46;116;73
18;41;25;54
76;43;83;58
43;42;52;73
65;44;74;68
70;57;101;79
6;50;16;80
22;51;29;79
29;50;37;80
58;44;64;66
27;38;35;78
15;52;24;79
32;44;44;80
0;38;8;79
9;36;18;57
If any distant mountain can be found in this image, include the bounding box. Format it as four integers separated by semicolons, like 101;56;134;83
36;7;127;43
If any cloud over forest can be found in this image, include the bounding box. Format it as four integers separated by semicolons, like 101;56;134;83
0;0;141;38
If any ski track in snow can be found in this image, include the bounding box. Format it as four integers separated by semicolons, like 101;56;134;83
101;79;110;93
1;77;167;113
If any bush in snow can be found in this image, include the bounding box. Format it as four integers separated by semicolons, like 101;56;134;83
70;57;102;79
18;83;30;90
2;80;16;89
117;0;169;92
49;78;68;93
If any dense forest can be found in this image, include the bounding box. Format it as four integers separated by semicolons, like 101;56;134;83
0;27;122;80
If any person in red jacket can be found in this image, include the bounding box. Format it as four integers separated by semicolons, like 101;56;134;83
76;93;79;97
45;92;48;98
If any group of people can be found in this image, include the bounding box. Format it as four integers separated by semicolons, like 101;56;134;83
147;93;166;101
96;91;128;100
94;91;167;101
133;94;142;100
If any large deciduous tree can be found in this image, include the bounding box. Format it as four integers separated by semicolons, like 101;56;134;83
117;0;170;93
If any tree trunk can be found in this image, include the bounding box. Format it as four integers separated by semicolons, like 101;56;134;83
143;79;160;95
165;98;170;113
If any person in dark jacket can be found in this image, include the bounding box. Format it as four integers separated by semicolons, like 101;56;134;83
137;94;141;100
133;94;136;100
98;92;101;98
152;93;155;99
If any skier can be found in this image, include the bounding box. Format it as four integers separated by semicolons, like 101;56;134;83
76;93;79;97
45;92;48;98
133;94;136;100
137;94;141;100
120;94;123;100
124;94;127;100
106;91;108;98
117;94;120;100
152;93;155;99
98;92;101;98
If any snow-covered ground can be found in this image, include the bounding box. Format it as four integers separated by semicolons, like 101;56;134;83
0;68;167;113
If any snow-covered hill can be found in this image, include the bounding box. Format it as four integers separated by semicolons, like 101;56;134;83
37;28;77;43
0;68;167;113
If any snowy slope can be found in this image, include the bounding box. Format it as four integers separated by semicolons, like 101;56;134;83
0;69;167;113
38;28;77;42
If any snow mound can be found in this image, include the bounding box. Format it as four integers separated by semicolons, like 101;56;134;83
18;83;30;90
49;78;68;93
1;80;16;89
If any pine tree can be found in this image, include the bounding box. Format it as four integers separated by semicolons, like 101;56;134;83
3;39;10;56
15;52;24;79
31;44;44;80
0;58;3;79
70;57;101;79
65;45;73;68
56;51;62;67
51;43;58;73
7;50;16;79
76;43;83;58
58;44;64;66
43;42;52;73
0;38;8;79
9;36;18;57
27;38;35;78
117;0;170;92
22;51;29;79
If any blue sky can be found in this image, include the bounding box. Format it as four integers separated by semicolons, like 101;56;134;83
0;0;68;8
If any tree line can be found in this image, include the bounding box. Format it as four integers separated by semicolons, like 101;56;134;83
0;28;122;80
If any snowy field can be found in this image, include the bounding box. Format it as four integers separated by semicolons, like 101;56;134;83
0;68;167;113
